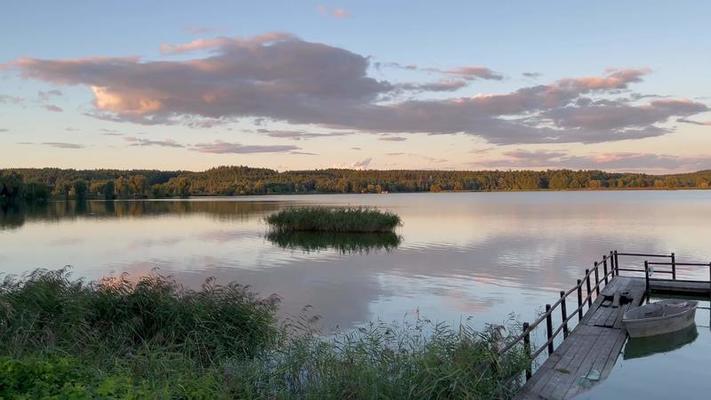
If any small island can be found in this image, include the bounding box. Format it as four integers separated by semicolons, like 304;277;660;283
265;207;401;233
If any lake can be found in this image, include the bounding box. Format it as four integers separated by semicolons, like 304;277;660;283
2;191;711;332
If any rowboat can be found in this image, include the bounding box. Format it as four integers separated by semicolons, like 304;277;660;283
622;299;697;338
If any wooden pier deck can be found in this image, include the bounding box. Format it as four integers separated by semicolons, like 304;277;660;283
515;276;646;400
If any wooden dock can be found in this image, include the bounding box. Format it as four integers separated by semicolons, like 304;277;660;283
506;251;711;400
515;276;646;400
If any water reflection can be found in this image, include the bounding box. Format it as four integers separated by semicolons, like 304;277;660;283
623;324;698;360
266;231;401;254
3;192;711;333
0;199;282;230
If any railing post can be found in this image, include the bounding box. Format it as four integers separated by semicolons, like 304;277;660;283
545;304;554;356
614;250;619;276
708;263;711;302
560;291;569;339
523;322;532;380
603;256;609;284
577;279;583;322
671;252;676;280
585;269;592;307
594;262;600;295
644;261;650;299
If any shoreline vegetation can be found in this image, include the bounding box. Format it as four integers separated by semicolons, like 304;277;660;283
0;269;528;399
266;207;401;233
3;166;711;204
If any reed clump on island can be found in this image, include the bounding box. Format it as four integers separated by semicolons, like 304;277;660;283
266;207;401;234
0;269;528;399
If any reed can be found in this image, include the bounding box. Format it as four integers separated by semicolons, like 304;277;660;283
266;207;401;233
0;269;528;399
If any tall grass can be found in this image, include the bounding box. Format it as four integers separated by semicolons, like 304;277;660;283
0;269;279;364
0;269;528;399
266;207;401;233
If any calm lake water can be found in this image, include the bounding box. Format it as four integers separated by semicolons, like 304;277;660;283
580;299;711;399
2;191;711;332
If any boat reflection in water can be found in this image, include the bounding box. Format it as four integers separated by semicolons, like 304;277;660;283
266;231;401;254
623;324;699;360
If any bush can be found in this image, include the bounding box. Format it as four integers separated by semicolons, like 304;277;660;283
266;207;401;233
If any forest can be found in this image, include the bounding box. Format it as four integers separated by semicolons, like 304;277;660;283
2;166;711;202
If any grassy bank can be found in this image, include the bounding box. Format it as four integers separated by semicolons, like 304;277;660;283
266;207;401;233
0;269;527;399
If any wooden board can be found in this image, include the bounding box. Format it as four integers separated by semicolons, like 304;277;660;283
649;279;711;296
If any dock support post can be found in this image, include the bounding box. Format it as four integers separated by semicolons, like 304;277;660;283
644;261;650;300
671;252;676;280
560;291;568;338
708;263;711;302
523;322;532;380
585;269;592;307
614;250;619;276
594;262;600;295
577;279;583;322
603;256;609;285
545;304;554;356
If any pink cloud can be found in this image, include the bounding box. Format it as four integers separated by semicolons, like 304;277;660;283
192;140;300;154
317;5;351;19
9;34;708;145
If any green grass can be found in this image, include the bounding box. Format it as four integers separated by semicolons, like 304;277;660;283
0;269;528;399
266;207;401;233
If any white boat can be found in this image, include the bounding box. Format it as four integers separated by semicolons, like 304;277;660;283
622;299;697;338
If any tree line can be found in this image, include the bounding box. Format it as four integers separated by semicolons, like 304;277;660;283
2;166;711;203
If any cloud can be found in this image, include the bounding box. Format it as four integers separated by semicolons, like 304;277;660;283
678;118;711;126
379;136;407;142
10;34;708;145
396;79;468;92
38;89;62;101
378;62;503;81
522;72;542;79
192;140;300;154
42;142;84;149
0;94;23;104
351;147;361;150
184;26;223;35
289;151;319;155
44;104;63;112
474;149;711;172
317;5;350;19
124;136;184;147
443;66;503;81
351;158;372;169
257;129;355;140
0;128;8;132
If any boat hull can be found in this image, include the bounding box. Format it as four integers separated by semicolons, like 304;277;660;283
623;300;697;338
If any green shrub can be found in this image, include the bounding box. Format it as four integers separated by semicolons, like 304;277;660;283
266;207;401;233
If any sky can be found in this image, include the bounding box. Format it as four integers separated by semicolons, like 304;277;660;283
1;0;711;173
